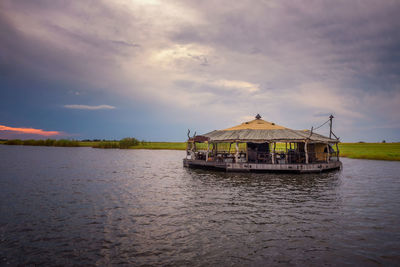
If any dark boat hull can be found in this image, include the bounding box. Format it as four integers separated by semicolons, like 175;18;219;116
183;159;342;173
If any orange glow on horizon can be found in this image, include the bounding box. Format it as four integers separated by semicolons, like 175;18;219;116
0;125;61;136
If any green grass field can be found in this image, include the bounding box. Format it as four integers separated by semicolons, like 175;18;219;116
129;142;187;150
108;142;400;161
82;141;186;150
338;143;400;161
1;139;399;161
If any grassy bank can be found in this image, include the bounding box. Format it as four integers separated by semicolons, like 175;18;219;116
128;142;186;150
0;138;186;150
338;143;400;161
121;142;400;161
1;139;399;161
2;139;80;147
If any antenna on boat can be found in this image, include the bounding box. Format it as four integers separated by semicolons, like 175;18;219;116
312;114;339;140
329;114;334;139
308;126;314;139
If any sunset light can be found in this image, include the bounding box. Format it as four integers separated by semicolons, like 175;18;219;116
0;125;61;137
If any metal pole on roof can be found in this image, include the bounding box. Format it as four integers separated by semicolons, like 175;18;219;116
329;114;334;139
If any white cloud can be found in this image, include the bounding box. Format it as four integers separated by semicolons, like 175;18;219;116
64;104;116;110
212;79;260;93
150;44;212;68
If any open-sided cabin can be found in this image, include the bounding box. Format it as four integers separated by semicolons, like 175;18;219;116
183;114;342;173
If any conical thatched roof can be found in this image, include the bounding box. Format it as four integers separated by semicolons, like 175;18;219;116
223;117;286;130
202;115;339;143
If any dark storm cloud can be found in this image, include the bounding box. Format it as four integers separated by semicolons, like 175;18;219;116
172;0;400;86
165;0;400;140
0;0;142;85
1;0;400;141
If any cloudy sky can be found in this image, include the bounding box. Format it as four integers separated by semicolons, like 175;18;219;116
1;0;399;141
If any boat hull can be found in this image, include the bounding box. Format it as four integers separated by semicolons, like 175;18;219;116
183;159;342;173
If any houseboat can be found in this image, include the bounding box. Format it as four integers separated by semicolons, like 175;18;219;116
183;114;342;173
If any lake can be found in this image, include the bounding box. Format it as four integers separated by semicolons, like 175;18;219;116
0;145;399;266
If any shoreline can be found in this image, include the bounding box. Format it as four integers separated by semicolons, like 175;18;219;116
1;141;399;161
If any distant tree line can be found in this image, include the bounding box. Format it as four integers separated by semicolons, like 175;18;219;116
81;139;119;142
94;138;145;149
3;138;146;149
4;139;80;147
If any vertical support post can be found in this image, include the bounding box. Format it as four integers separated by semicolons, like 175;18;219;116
285;142;288;164
272;142;275;164
246;143;248;163
305;141;309;164
336;143;339;161
206;142;209;161
235;142;239;163
193;142;197;160
326;144;330;163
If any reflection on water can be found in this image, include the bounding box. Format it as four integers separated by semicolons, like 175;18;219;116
0;146;399;265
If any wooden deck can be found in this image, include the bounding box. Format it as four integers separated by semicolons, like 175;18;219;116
183;159;342;173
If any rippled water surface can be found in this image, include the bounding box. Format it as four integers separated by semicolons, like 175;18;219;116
1;145;400;266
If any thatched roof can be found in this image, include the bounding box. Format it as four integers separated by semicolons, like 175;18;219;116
201;115;339;143
223;116;286;130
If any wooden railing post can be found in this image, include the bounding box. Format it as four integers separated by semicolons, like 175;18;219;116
326;144;330;163
246;143;248;162
206;142;209;161
285;142;288;164
336;143;339;161
272;142;275;164
305;141;309;164
235;142;239;163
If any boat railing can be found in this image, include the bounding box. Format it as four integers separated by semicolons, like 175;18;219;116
193;150;339;164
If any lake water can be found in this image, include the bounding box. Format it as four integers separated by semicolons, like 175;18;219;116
0;145;399;266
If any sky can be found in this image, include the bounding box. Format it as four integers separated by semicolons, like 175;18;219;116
1;0;400;142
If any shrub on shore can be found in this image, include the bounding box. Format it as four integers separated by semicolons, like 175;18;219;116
119;137;139;149
44;139;56;146
54;139;80;147
92;141;120;149
6;139;23;145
